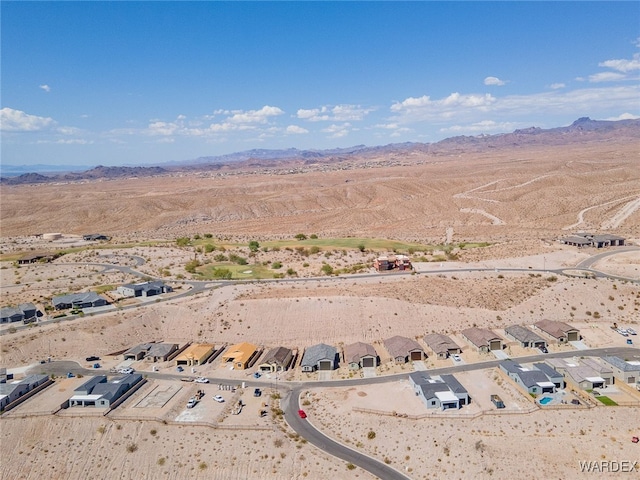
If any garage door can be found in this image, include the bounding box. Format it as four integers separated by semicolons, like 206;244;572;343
410;351;423;361
567;332;579;341
490;340;502;351
363;357;375;368
318;360;332;370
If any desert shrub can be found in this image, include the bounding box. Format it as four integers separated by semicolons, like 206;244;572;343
295;233;307;240
272;261;282;269
367;430;376;440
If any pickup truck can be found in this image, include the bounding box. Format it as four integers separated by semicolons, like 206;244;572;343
186;397;198;408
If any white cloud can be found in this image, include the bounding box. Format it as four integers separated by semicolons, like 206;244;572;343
604;112;640;121
598;54;640;73
0;107;55;132
228;105;284;124
39;84;51;93
285;125;308;134
322;123;351;138
484;76;506;86
440;120;518;134
296;104;373;122
550;83;565;90
588;72;627;83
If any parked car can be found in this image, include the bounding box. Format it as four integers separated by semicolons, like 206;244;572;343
93;363;101;369
66;372;75;378
253;372;261;379
194;377;209;384
627;328;637;335
186;397;197;408
253;388;262;397
176;366;184;372
85;356;100;362
452;354;462;362
213;395;225;403
118;367;134;374
538;346;548;354
298;409;307;419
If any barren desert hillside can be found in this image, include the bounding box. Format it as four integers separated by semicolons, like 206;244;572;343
2;141;638;241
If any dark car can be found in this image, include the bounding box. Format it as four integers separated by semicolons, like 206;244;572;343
86;356;100;362
538;346;548;354
254;388;262;397
298;409;307;419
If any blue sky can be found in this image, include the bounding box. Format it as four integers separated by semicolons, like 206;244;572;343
1;1;639;167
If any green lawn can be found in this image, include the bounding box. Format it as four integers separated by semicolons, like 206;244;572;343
596;396;618;406
196;263;277;280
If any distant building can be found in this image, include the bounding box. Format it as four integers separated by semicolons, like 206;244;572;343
374;254;412;272
83;234;111;241
560;233;625;248
116;281;172;298
1;303;39;324
17;253;56;265
123;342;179;362
423;333;462;359
52;292;108;310
533;320;580;343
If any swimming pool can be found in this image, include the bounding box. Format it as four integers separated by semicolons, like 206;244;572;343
539;397;553;405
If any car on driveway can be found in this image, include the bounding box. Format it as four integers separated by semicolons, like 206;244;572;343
213;395;224;403
118;367;134;374
538;346;548;354
452;354;462;362
194;377;209;383
254;388;262;397
186;397;197;408
85;356;100;362
298;409;307;419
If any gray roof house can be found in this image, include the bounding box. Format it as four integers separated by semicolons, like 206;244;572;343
300;344;337;372
383;336;425;363
0;374;49;410
116;281;172;298
533;363;565;389
258;346;293;373
409;372;469;410
499;360;556;395
423;333;462;359
1;303;38;324
147;343;180;362
602;356;640;384
343;342;377;370
52;292;108;310
533;320;580;343
546;358;607;390
69;374;142;408
461;327;504;353
504;325;547;348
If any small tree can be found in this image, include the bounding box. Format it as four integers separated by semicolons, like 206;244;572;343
321;264;334;275
248;240;260;252
295;233;307;241
176;237;191;247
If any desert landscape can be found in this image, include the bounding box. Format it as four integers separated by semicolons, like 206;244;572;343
2;133;640;480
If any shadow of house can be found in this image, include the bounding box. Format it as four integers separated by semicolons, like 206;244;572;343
300;344;338;372
423;333;462;359
258;347;293;373
533;320;580;343
504;325;547;349
343;342;378;370
461;327;504;353
409;372;469;410
383;336;425;363
52;292;108;310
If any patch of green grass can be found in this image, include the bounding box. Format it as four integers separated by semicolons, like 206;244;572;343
261;238;445;252
197;263;273;280
595;396;618;406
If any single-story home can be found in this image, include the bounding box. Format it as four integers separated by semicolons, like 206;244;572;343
409;372;469;410
461;327;504;353
69;373;142;408
83;234;111;241
560;233;625;248
423;333;462;359
116;281;172;298
499;360;556;395
300;343;338;372
504;325;547;349
546;358;610;390
533;363;565;389
602;356;640;384
383;336;425;363
258;346;293;373
374;254;412;272
533;320;580;343
0;374;49;410
175;343;215;366
122;342;179;362
343;342;378;370
1;303;38;324
52;292;108;310
221;342;260;370
17;253;56;265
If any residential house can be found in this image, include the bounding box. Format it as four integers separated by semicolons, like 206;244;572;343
69;374;142;408
461;327;504;353
533;363;565;389
561;233;625;248
546;358;608;390
423;333;462;359
146;343;180;362
602;356;640;384
52;292;108;310
0;374;49;410
258;347;293;373
504;325;547;349
17;253;56;265
533;320;580;343
499;360;556;395
300;344;337;372
374;254;412;272
383;336;425;363
221;342;260;370
83;234;111;241
116;281;172;298
175;344;215;366
343;342;377;370
409;372;469;410
1;303;38;324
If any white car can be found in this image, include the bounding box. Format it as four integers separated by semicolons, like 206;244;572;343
194;377;209;384
627;328;637;335
452;354;462;362
213;395;224;403
118;367;135;374
186;398;197;408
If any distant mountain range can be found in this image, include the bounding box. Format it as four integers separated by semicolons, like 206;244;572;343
2;117;638;185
